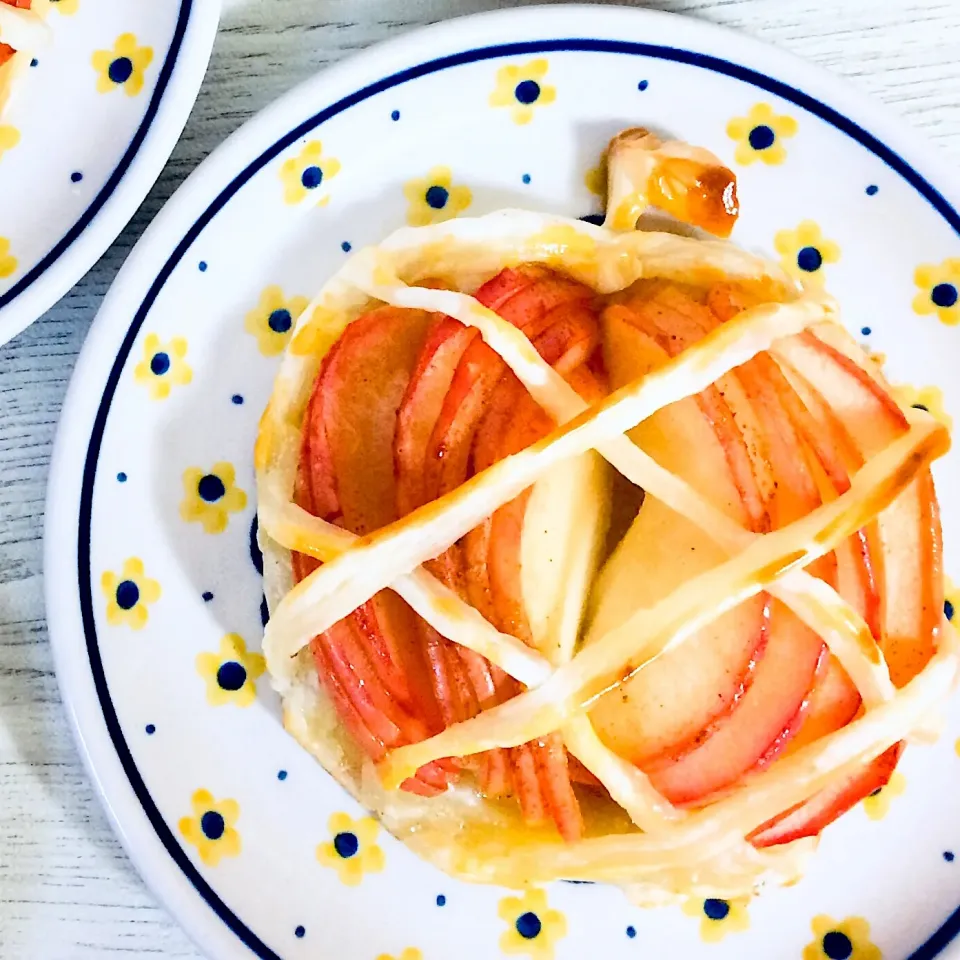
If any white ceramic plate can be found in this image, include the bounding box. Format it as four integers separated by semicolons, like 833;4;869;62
0;0;219;345
45;6;960;959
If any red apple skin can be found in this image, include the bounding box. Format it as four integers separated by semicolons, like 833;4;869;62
762;343;883;643
708;285;880;641
476;265;593;323
395;317;478;518
749;743;903;847
718;316;873;774
394;315;491;741
476;273;603;840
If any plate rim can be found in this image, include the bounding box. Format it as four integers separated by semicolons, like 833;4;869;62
0;0;221;346
44;6;960;959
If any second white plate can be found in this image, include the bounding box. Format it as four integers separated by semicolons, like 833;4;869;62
0;0;219;344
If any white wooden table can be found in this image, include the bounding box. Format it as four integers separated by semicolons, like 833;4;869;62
0;0;958;956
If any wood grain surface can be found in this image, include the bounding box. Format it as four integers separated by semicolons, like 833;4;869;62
0;1;958;956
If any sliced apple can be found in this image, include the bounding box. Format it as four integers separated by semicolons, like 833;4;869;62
709;289;876;747
395;317;478;517
321;307;434;535
465;271;606;651
521;445;610;667
315;307;442;720
773;331;943;686
607;286;910;808
587;495;768;767
395;265;608;821
692;289;931;837
464;376;524;622
395;314;492;733
616;285;769;530
782;382;881;641
476;365;613;664
781;654;861;756
646;600;826;804
749;743;903;847
592;284;862;802
599;304;750;524
587;306;766;767
296;305;456;794
528;301;601;374
425;335;507;521
536;731;586;843
459;268;609;839
414;268;588;593
465;322;603;632
476;264;593;328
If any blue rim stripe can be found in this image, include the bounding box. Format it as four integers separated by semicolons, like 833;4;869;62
76;39;960;960
0;0;194;310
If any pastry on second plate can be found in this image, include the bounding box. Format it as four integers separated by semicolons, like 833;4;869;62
0;1;47;116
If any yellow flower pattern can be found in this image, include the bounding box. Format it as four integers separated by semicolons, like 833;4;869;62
862;769;906;820
773;220;840;286
92;34;154;97
727;102;798;165
682;896;751;943
376;950;422;960
498;887;567;959
48;0;80;14
489;59;556;125
180;462;247;534
403;166;472;227
196;634;265;708
244;285;309;356
803;915;881;960
280;140;341;205
133;334;192;400
913;258;960;325
316;812;385;886
0;237;16;280
179;789;241;866
100;557;161;630
0;125;19;162
892;383;952;431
